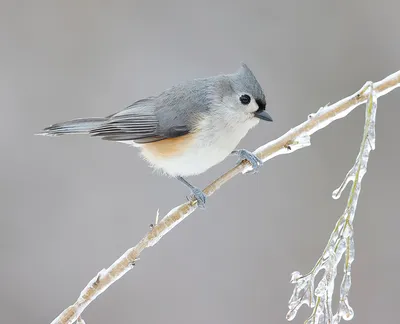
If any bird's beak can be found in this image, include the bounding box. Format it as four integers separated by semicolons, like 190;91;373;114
254;110;273;122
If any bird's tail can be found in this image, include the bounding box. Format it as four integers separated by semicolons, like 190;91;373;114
37;117;107;136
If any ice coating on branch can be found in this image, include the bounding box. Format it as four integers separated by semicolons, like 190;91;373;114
308;104;329;120
287;85;377;323
333;86;377;201
332;170;354;200
77;316;86;324
254;134;311;166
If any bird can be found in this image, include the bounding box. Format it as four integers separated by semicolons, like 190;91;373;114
38;63;273;208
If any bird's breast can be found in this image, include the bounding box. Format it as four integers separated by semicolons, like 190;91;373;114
140;118;258;177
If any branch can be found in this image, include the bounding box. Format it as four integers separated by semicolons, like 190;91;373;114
51;70;400;324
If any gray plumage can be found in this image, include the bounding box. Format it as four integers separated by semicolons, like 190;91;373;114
38;63;266;144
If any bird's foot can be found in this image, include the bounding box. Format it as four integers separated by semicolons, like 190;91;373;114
232;149;263;174
176;176;207;209
187;187;207;209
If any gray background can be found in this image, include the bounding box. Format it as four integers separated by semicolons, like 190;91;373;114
1;1;399;323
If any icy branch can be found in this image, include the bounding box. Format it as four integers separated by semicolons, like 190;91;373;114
51;71;400;324
287;83;378;323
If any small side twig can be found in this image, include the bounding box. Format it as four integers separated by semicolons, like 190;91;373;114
287;83;378;323
76;317;85;324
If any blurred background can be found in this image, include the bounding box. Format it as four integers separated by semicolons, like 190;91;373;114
1;1;399;323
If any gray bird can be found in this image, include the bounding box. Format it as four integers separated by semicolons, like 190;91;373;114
38;63;273;208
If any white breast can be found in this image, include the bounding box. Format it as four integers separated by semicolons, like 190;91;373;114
139;113;259;177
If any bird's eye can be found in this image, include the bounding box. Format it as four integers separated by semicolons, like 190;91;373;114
239;94;251;105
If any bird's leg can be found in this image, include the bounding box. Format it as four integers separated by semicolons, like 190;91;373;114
231;149;263;174
176;176;207;209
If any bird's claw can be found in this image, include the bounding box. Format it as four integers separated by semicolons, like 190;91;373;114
233;149;263;174
187;188;207;209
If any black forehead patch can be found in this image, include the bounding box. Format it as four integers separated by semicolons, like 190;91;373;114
255;98;266;111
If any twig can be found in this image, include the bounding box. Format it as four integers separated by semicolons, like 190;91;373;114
76;317;85;324
287;83;378;323
51;70;400;324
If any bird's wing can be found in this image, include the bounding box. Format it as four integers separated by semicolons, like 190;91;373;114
91;79;214;143
90;97;190;143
